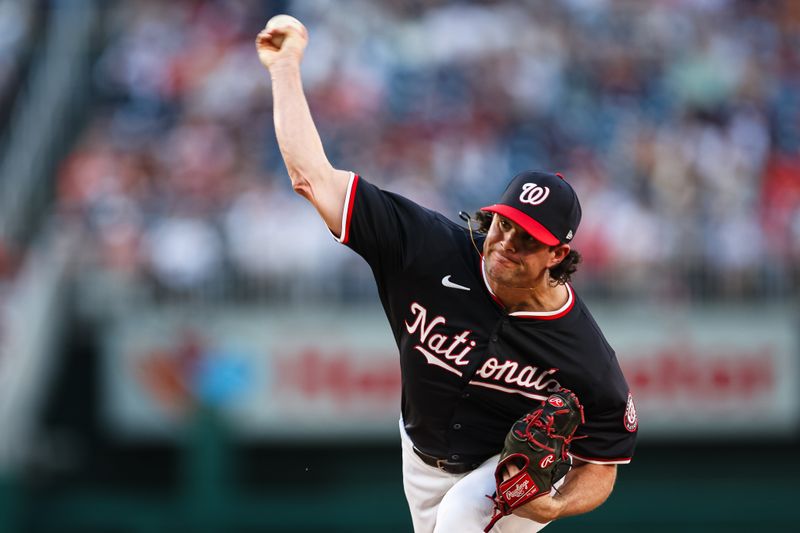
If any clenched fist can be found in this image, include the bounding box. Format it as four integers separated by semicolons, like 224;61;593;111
255;14;308;70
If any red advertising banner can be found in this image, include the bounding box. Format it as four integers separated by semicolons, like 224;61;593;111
102;305;799;440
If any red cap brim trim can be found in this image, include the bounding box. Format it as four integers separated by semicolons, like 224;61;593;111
480;204;560;246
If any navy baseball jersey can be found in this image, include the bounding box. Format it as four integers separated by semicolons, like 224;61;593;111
335;173;638;465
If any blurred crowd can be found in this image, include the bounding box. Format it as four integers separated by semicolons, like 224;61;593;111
54;0;800;301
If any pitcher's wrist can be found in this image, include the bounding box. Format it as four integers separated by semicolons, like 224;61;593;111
269;58;301;77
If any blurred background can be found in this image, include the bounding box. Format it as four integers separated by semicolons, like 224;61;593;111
1;0;799;531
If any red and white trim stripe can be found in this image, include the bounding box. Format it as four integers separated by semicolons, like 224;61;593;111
480;257;575;319
510;283;574;319
333;172;359;244
569;452;632;465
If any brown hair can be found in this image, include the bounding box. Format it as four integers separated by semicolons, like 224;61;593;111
473;210;581;286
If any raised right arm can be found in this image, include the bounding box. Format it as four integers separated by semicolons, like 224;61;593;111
255;16;352;237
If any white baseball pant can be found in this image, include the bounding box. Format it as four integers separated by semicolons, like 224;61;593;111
399;419;554;533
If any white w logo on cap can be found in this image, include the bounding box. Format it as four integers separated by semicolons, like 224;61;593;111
519;183;550;205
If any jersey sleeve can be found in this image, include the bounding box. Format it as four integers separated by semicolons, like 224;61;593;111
569;361;638;465
333;173;445;274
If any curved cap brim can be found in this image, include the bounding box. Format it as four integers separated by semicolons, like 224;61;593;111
480;204;560;246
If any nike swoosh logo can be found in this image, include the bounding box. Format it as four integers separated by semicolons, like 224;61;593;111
441;275;471;291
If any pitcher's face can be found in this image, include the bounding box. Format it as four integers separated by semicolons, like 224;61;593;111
483;214;568;290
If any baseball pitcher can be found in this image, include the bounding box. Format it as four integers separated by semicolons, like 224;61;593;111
256;16;638;533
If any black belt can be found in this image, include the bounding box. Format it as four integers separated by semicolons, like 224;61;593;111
412;446;483;474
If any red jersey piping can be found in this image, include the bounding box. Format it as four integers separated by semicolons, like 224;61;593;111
480;257;576;320
334;172;359;244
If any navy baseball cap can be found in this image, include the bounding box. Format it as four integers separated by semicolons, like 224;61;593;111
480;171;582;246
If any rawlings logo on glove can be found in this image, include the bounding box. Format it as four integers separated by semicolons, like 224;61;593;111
484;388;585;532
499;472;539;505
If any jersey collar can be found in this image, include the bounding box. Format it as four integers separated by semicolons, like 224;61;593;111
480;257;575;320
